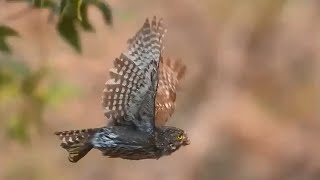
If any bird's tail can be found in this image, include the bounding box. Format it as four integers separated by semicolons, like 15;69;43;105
54;128;101;163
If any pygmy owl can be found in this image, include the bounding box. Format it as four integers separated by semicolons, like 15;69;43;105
55;16;189;163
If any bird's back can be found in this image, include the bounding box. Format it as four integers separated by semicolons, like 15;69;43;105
91;126;161;160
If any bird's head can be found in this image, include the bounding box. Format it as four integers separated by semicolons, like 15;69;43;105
155;126;190;156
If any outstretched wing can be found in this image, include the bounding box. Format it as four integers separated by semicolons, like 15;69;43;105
102;17;166;133
155;56;186;127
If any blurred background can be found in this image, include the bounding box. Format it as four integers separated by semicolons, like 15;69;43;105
1;0;320;180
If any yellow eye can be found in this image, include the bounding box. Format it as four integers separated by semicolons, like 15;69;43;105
177;134;183;140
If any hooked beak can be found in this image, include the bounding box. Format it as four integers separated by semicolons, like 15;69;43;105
182;136;190;145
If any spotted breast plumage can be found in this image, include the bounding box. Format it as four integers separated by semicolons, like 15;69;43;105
54;16;189;163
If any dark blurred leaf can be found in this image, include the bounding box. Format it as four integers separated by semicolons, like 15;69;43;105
59;0;68;15
76;0;83;21
31;0;43;7
57;17;81;52
4;0;113;53
58;0;86;52
42;0;57;8
0;26;18;36
59;0;83;20
79;4;95;31
0;25;19;53
0;40;11;53
94;0;112;25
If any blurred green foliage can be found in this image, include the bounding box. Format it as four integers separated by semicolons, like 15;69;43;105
0;58;82;143
0;0;112;143
0;26;19;53
3;0;113;53
57;0;112;52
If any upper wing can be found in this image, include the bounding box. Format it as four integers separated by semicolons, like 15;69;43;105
102;17;166;133
155;56;186;127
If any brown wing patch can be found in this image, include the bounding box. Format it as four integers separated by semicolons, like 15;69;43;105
155;56;186;127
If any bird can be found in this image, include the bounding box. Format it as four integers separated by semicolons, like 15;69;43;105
54;16;189;163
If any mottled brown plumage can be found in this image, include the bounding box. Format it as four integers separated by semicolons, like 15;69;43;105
54;16;189;163
156;56;186;127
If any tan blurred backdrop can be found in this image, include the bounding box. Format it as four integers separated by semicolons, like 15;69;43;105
1;0;320;180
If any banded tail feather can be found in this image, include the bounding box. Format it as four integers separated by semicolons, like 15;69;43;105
54;128;101;163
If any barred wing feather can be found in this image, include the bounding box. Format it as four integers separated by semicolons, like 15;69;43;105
102;17;166;133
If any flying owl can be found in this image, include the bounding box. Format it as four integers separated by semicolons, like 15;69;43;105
54;16;189;163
